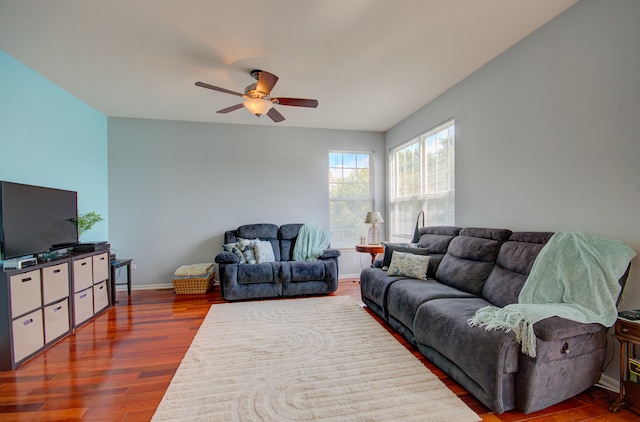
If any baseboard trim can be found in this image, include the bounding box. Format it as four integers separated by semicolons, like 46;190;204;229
116;283;172;291
597;373;618;392
120;277;359;291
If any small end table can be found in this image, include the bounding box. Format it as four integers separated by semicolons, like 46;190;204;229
110;259;133;304
610;317;640;414
355;244;385;266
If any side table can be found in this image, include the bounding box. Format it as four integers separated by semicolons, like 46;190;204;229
355;244;385;266
610;317;640;413
110;259;133;304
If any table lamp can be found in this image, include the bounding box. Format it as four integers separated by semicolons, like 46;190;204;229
364;211;384;244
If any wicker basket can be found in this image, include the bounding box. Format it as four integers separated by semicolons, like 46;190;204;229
172;273;215;294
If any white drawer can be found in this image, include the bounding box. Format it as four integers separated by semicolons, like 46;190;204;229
74;288;94;326
73;257;93;292
92;252;109;283
12;309;44;363
42;263;69;304
44;298;70;343
10;270;42;318
93;280;109;313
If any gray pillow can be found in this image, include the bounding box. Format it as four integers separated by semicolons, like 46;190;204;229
382;243;430;269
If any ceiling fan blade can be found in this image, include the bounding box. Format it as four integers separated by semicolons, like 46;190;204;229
274;98;318;108
267;107;285;123
195;81;244;97
255;71;279;95
217;104;245;114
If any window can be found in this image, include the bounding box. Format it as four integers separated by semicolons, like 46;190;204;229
329;151;373;247
389;120;455;242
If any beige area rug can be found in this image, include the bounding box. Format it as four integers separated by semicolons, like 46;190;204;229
152;296;480;421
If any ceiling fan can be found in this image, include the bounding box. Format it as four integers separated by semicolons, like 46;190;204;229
195;69;318;123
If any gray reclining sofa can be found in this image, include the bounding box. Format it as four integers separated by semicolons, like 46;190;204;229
215;223;340;301
360;226;632;414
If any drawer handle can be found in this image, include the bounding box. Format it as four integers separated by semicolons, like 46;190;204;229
54;306;63;312
81;262;87;266
99;285;105;290
53;269;61;274
99;257;105;261
22;277;32;283
622;327;629;333
23;318;33;326
80;293;87;299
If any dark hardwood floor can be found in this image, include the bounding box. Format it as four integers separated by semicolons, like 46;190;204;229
1;279;638;421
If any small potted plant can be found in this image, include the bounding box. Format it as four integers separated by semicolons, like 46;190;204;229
77;211;104;237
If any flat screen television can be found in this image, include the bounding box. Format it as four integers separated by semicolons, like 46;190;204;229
0;181;78;260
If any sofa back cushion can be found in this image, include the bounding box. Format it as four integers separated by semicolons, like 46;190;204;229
435;227;512;295
279;223;303;262
230;224;281;261
417;226;462;277
482;231;554;307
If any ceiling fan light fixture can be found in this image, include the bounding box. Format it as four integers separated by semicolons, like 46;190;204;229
243;98;272;117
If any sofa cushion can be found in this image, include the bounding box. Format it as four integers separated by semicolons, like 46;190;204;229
417;226;461;277
435;228;511;295
386;279;477;335
237;223;279;239
482;232;553;307
388;251;430;280
236;224;281;261
236;262;276;284
289;260;326;281
279;223;303;261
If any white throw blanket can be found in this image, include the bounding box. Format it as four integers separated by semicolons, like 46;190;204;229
292;224;332;261
469;231;636;358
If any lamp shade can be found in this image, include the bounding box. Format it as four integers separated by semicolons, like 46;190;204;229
243;98;273;116
364;211;384;224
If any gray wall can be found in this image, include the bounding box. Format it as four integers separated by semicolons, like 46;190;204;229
386;0;639;385
108;118;384;286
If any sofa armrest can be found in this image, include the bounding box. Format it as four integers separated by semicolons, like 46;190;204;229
215;251;239;265
318;248;341;260
533;316;604;341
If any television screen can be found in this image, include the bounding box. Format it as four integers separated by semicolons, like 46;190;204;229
0;181;78;260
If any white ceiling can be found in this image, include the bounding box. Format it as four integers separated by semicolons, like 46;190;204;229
0;0;576;132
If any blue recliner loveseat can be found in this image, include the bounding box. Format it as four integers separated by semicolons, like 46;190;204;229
214;223;340;301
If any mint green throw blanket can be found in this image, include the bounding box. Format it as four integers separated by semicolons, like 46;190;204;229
469;231;636;358
293;224;332;261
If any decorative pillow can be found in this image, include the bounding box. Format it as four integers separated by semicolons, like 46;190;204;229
237;238;258;264
254;240;276;263
223;243;247;263
387;251;430;280
382;243;429;270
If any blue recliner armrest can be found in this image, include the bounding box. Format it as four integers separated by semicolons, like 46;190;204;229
318;248;341;260
215;251;239;264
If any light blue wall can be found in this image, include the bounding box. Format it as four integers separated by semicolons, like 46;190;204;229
0;50;108;241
